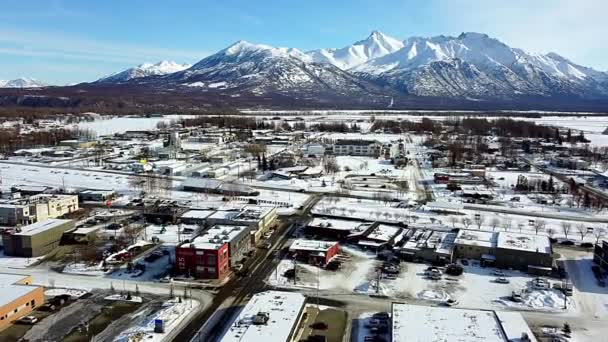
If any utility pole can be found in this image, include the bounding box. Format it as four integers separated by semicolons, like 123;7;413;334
376;268;381;294
317;261;320;309
293;259;297;285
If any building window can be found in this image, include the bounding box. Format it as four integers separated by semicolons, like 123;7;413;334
207;254;216;265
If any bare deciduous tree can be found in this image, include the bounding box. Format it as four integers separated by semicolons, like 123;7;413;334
490;217;500;231
561;221;572;240
474;213;485;230
575;223;589;241
546;227;556;239
461;217;472;230
533;219;547;235
592;226;607;244
503;217;512;231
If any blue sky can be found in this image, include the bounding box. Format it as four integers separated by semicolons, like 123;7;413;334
1;0;606;84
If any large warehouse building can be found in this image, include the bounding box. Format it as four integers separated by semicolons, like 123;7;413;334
2;219;75;257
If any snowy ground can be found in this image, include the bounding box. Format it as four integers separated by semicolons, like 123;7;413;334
114;297;200;342
62;262;109;277
105;293;143;303
268;245;381;295
268;244;571;313
44;288;89;298
311;197;436;226
0;251;43;269
253;156;421;200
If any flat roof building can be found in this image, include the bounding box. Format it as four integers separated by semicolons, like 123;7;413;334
2;219;75;257
391;303;536;342
289;239;339;266
0;273;44;330
454;229;553;271
175;225;251;280
221;291;307;342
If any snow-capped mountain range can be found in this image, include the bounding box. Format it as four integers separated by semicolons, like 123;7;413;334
307;30;405;70
97;61;192;83
0;77;47;88
132;30;606;101
4;31;607;109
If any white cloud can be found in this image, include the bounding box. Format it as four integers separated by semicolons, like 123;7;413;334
0;28;208;65
437;0;608;70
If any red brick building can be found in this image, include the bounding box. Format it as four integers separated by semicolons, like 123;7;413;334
289;239;339;266
174;225;251;280
175;242;229;280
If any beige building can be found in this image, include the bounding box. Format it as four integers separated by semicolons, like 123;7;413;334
2;219;75;257
0;194;78;226
29;194;79;221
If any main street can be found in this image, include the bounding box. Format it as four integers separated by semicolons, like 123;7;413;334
175;194;320;342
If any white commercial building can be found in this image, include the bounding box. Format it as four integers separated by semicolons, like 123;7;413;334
391;303;536;342
220;291;306;342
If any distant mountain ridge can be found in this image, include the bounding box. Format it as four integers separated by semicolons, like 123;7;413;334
0;77;47;88
97;61;192;83
3;31;608;110
124;30;608;101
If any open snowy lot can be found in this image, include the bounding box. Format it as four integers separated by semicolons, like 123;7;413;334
268;244;572;313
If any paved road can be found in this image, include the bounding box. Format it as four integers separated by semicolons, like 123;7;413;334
178;195;320;342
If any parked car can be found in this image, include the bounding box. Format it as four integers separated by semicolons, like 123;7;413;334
532;277;550;290
442;298;459;307
372;312;390;320
495;277;510;284
511;292;523;302
383;264;400;274
491;270;506;277
39;303;57;312
159;276;173;283
259;242;272;249
16;316;38;324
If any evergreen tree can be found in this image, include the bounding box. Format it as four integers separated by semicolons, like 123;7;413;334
567;129;572;141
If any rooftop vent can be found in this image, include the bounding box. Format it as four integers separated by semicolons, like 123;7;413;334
252;312;270;325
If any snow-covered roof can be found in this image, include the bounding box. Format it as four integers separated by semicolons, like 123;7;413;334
0;273;40;307
495;312;538;342
392;303;506;342
308;217;366;231
289;239;338;253
187;225;249;250
366;224;401;242
455;229;498;248
180;210;215;220
497;232;551;254
221;291;306;342
13;219;73;237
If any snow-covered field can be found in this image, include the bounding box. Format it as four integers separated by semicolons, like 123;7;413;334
77;115;194;136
